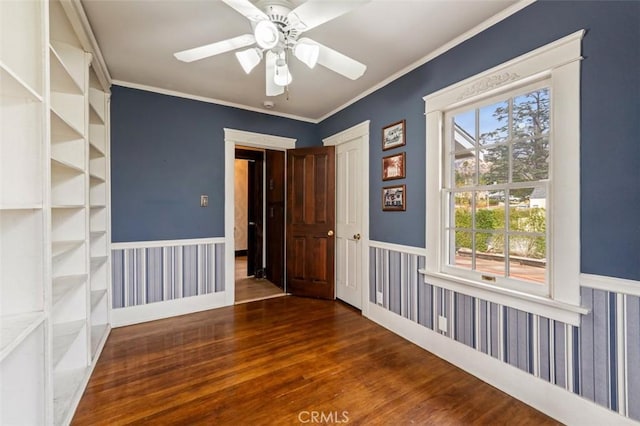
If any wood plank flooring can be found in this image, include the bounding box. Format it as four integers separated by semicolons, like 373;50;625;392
73;297;558;425
235;256;285;303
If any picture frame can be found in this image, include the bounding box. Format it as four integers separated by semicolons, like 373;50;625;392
382;119;406;151
382;152;406;181
382;184;406;211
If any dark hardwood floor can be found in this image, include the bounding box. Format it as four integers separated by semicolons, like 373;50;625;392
73;297;558;425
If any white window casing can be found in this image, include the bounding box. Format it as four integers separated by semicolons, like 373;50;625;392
422;30;588;325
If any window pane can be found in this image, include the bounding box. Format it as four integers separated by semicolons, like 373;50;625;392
509;236;546;284
512;136;549;182
452;230;472;270
487;190;505;208
513;88;550;139
475;192;504;230
479;100;509;145
475;232;505;276
480;145;509;185
509;198;546;233
453;152;476;187
453;110;476;152
452;192;472;229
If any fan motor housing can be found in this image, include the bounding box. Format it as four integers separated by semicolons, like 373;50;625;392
254;0;300;43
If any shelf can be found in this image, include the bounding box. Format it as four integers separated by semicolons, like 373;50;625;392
88;88;105;122
0;312;45;362
54;367;89;426
49;44;83;95
89;173;105;183
51;156;85;174
89;103;104;125
90;231;106;239
0;203;43;210
90;290;107;311
52;320;85;368
90;204;106;209
89;124;106;155
91;324;109;357
0;60;42;101
52;240;84;259
89;143;104;160
49;41;84;92
52;204;84;209
51;160;86;207
91;256;108;270
52;275;87;307
50;107;83;140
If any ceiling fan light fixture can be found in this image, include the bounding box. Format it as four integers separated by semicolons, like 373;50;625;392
274;58;292;86
254;20;279;50
293;41;319;69
235;47;262;74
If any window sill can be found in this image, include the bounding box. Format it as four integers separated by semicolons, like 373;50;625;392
418;269;588;326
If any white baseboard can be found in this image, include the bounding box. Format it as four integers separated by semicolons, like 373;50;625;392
112;292;228;327
364;302;635;426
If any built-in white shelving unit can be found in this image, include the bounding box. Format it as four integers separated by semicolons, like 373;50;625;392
1;0;48;424
49;1;91;424
1;0;111;424
87;66;110;360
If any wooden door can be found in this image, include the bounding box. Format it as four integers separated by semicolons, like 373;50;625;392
265;150;285;288
335;137;363;308
286;146;336;299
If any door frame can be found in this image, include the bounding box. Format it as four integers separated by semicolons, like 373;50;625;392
224;128;296;305
322;120;370;315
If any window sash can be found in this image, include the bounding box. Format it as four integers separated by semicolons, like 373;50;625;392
440;81;551;294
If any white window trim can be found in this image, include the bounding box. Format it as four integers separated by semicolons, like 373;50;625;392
422;30;588;325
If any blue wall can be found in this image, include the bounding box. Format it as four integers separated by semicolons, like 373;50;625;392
110;86;317;242
111;1;639;281
317;0;640;281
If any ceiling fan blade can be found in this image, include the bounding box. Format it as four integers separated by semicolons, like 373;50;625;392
265;51;284;97
287;0;370;32
299;38;366;80
221;0;269;22
174;34;255;63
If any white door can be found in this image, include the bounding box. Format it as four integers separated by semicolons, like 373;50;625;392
335;137;363;308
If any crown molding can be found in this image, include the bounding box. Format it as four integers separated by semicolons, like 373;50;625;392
62;0;112;91
112;80;317;123
316;0;536;123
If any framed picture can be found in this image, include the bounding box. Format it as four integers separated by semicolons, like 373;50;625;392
382;184;406;211
382;119;406;151
382;152;406;181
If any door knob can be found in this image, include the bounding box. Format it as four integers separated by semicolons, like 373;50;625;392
327;230;334;236
353;233;361;240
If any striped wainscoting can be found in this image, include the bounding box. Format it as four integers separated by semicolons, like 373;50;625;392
370;243;640;422
112;239;225;309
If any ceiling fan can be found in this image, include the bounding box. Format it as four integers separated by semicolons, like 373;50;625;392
174;0;370;97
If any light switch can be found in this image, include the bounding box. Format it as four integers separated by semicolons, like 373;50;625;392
200;195;208;207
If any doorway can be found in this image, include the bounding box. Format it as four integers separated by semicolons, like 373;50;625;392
233;146;286;304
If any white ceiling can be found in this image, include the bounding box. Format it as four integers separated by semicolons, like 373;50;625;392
81;0;521;122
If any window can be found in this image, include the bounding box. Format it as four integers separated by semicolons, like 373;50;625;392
443;82;550;296
423;30;588;325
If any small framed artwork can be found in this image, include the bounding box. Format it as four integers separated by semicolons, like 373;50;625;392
382;184;406;211
382;119;406;151
382;152;406;181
